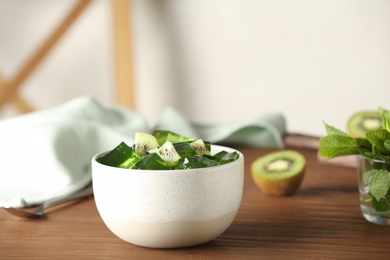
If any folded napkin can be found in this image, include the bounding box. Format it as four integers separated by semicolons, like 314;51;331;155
156;107;286;148
0;96;286;208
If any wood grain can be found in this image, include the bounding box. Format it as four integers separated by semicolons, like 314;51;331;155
1;146;389;259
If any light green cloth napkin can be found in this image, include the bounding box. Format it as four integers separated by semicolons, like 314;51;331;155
156;107;286;148
0;96;286;208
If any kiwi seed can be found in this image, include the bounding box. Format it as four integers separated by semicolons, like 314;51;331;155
134;132;159;155
156;141;181;166
190;139;211;156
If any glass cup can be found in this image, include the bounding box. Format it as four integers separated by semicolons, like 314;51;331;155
357;155;390;226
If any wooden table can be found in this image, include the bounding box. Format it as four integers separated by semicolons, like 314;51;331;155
1;146;389;259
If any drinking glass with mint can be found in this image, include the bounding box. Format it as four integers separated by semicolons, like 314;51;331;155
319;107;390;226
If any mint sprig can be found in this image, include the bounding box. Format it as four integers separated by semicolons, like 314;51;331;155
366;129;390;154
319;107;390;212
363;169;390;211
363;169;390;201
320;108;390;160
319;124;372;159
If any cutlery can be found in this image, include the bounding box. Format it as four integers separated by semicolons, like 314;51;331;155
3;187;93;218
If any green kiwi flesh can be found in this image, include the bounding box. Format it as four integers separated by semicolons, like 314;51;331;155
251;150;305;196
347;111;381;138
134;132;159;155
190;139;211;156
156;141;181;166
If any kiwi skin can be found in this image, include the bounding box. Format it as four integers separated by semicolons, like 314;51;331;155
252;168;305;196
251;150;306;196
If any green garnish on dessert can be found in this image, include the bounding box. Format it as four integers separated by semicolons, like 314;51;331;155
97;130;239;170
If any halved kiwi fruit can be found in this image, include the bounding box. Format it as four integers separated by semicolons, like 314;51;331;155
347;111;381;138
251;150;305;196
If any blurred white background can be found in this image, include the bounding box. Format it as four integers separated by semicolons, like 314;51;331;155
1;0;389;136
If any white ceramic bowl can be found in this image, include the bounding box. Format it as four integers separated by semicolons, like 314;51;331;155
92;145;244;249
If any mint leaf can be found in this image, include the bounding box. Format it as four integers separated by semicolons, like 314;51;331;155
384;139;390;152
371;197;390;212
364;153;390;161
363;169;390;201
366;129;390;154
323;122;349;136
379;107;390;132
355;137;372;150
319;134;369;158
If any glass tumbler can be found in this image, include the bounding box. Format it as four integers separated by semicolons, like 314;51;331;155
357;155;390;226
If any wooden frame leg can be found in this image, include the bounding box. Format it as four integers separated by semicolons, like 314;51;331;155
0;0;91;112
0;74;34;113
112;0;135;110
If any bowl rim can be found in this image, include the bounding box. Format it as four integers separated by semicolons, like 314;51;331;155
92;144;244;173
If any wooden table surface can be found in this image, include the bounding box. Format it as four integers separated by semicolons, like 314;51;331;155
1;145;390;259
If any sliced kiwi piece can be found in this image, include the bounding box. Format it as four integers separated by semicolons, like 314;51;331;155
251;150;305;196
156;141;181;166
134;132;159;155
347;111;381;138
190;139;211;156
